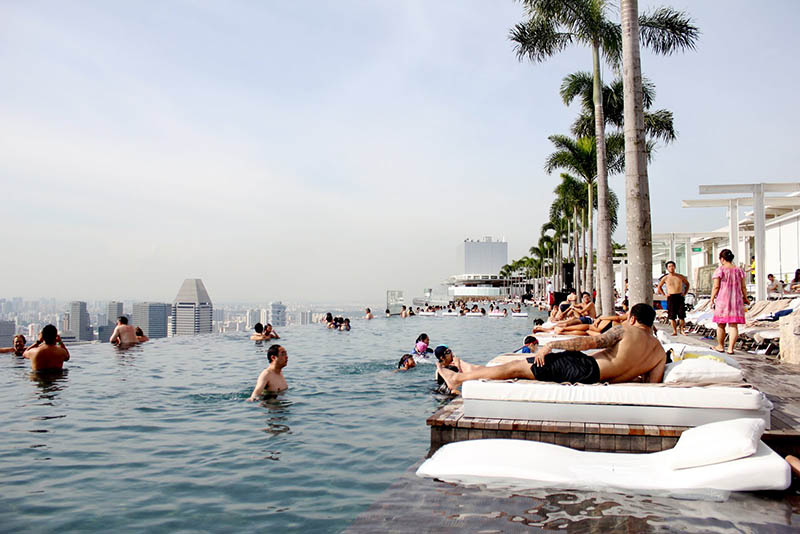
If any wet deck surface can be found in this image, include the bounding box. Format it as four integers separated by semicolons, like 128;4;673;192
344;462;800;533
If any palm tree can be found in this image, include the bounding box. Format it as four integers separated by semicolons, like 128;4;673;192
621;0;653;306
560;71;675;143
544;133;624;299
511;0;698;314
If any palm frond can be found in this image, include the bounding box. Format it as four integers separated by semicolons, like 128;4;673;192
643;109;676;144
639;7;699;56
509;16;573;63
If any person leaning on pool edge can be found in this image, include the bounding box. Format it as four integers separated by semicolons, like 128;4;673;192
0;334;27;356
248;344;288;400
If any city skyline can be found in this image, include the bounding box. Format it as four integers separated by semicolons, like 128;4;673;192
3;2;800;302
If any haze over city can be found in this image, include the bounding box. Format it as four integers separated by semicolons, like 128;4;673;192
2;1;799;304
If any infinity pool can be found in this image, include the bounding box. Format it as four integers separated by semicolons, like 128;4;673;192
0;314;540;533
4;314;799;533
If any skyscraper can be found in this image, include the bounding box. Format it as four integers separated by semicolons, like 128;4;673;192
69;301;92;341
133;302;170;339
107;301;124;326
246;309;261;329
170;279;213;336
269;301;287;327
0;320;15;347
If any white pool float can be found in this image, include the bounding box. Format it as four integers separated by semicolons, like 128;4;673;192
511;312;528;317
417;418;790;493
418;311;436;316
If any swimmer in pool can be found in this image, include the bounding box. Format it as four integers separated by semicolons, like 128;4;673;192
263;323;280;339
24;325;70;372
248;344;289;400
433;345;484;395
250;322;268;340
396;354;416;371
365;308;374;320
0;334;27;356
135;327;149;343
110;316;138;345
519;335;539;353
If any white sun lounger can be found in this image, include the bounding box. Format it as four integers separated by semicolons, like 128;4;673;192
461;380;772;428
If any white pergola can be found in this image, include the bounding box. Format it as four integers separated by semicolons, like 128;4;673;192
682;183;800;301
652;232;754;288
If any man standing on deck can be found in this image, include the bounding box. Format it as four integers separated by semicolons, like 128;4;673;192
656;261;690;336
24;325;70;372
0;335;27;356
109;316;138;345
437;304;666;394
247;344;289;400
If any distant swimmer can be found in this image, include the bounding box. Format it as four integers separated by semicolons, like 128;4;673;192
250;322;268;340
248;344;289;400
0;334;27;356
109;316;138;345
264;323;280;339
401;305;408;318
24;325;70;372
135;327;149;343
656;260;690;335
412;333;434;358
385;308;391;318
365;308;374;320
396;354;416;371
438;304;665;394
340;318;351;331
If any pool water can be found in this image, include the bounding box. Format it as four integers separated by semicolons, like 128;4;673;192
0;314;541;533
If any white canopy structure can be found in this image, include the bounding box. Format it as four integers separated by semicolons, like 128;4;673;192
682;183;800;301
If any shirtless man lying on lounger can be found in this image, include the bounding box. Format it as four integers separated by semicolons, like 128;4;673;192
438;304;665;394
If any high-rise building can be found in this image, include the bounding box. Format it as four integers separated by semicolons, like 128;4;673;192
0;320;15;347
107;301;124;326
170;279;213;336
300;311;312;325
246;309;261;329
69;301;92;341
133;302;170;339
269;301;287;327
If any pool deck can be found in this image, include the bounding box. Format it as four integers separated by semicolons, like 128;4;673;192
426;334;800;457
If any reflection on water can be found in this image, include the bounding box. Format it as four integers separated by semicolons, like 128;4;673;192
28;369;69;401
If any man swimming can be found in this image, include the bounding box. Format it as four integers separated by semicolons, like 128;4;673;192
263;323;280;339
109;316;138;345
0;334;27;356
24;325;70;372
438;304;665;393
247;344;289;400
656;260;690;335
365;308;374;320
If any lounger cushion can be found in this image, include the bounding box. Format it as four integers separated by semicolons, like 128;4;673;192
663;359;743;383
669;418;764;469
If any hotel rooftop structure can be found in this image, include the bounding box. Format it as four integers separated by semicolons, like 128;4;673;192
446;237;509;300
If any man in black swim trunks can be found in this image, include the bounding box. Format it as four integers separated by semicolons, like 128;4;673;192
656;261;690;335
438;304;666;393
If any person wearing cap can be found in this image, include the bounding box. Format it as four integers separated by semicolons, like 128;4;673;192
433;345;485;394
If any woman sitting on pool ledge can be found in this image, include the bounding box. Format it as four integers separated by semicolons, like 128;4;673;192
437;304;665;395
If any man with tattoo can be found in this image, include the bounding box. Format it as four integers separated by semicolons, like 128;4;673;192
437;304;666;393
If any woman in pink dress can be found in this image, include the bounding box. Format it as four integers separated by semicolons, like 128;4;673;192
710;248;749;354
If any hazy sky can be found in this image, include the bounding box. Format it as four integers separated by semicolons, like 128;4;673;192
2;1;799;305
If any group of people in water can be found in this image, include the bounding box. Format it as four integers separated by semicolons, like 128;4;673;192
2;315;151;372
322;313;351;331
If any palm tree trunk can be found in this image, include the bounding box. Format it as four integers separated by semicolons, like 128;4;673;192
574;206;581;294
592;42;614;316
581;208;587;290
622;0;653;307
586;181;594;298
